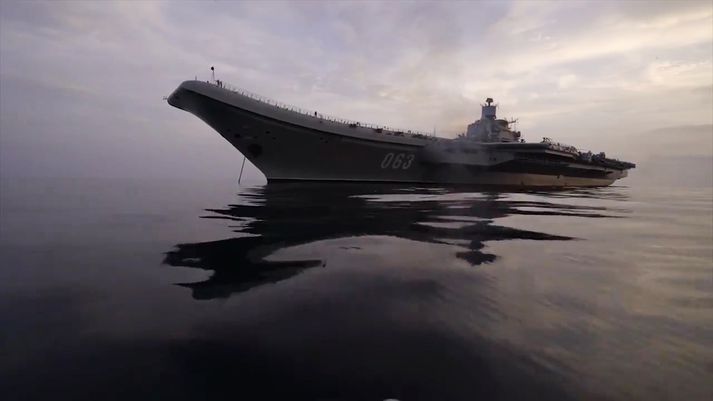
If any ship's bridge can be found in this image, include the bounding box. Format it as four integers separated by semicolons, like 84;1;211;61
465;98;521;143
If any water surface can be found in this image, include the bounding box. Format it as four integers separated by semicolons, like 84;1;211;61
1;178;711;400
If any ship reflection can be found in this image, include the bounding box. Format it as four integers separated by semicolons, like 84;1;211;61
164;184;617;300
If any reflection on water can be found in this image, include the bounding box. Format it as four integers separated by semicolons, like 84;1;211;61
3;179;711;401
165;184;623;300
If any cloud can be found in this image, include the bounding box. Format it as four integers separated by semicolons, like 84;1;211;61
0;0;711;181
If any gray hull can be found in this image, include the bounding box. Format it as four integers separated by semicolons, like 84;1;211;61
168;81;624;187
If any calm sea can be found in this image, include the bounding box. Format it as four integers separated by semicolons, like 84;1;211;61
1;178;711;401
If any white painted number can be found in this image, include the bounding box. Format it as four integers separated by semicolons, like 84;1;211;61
392;153;404;169
380;153;394;168
381;153;415;170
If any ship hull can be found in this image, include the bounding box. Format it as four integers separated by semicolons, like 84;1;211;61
168;82;623;187
266;174;616;187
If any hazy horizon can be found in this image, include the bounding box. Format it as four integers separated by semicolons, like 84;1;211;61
1;0;711;185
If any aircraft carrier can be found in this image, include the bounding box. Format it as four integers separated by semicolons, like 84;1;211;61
167;79;635;187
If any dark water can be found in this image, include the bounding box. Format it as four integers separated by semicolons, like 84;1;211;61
1;178;711;401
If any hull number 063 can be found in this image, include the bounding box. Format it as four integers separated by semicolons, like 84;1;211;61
381;153;415;169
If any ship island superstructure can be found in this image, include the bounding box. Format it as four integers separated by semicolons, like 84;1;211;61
167;79;635;187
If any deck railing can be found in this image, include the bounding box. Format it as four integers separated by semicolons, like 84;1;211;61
206;79;438;140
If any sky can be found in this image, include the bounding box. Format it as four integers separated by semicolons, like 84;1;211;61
1;0;711;184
